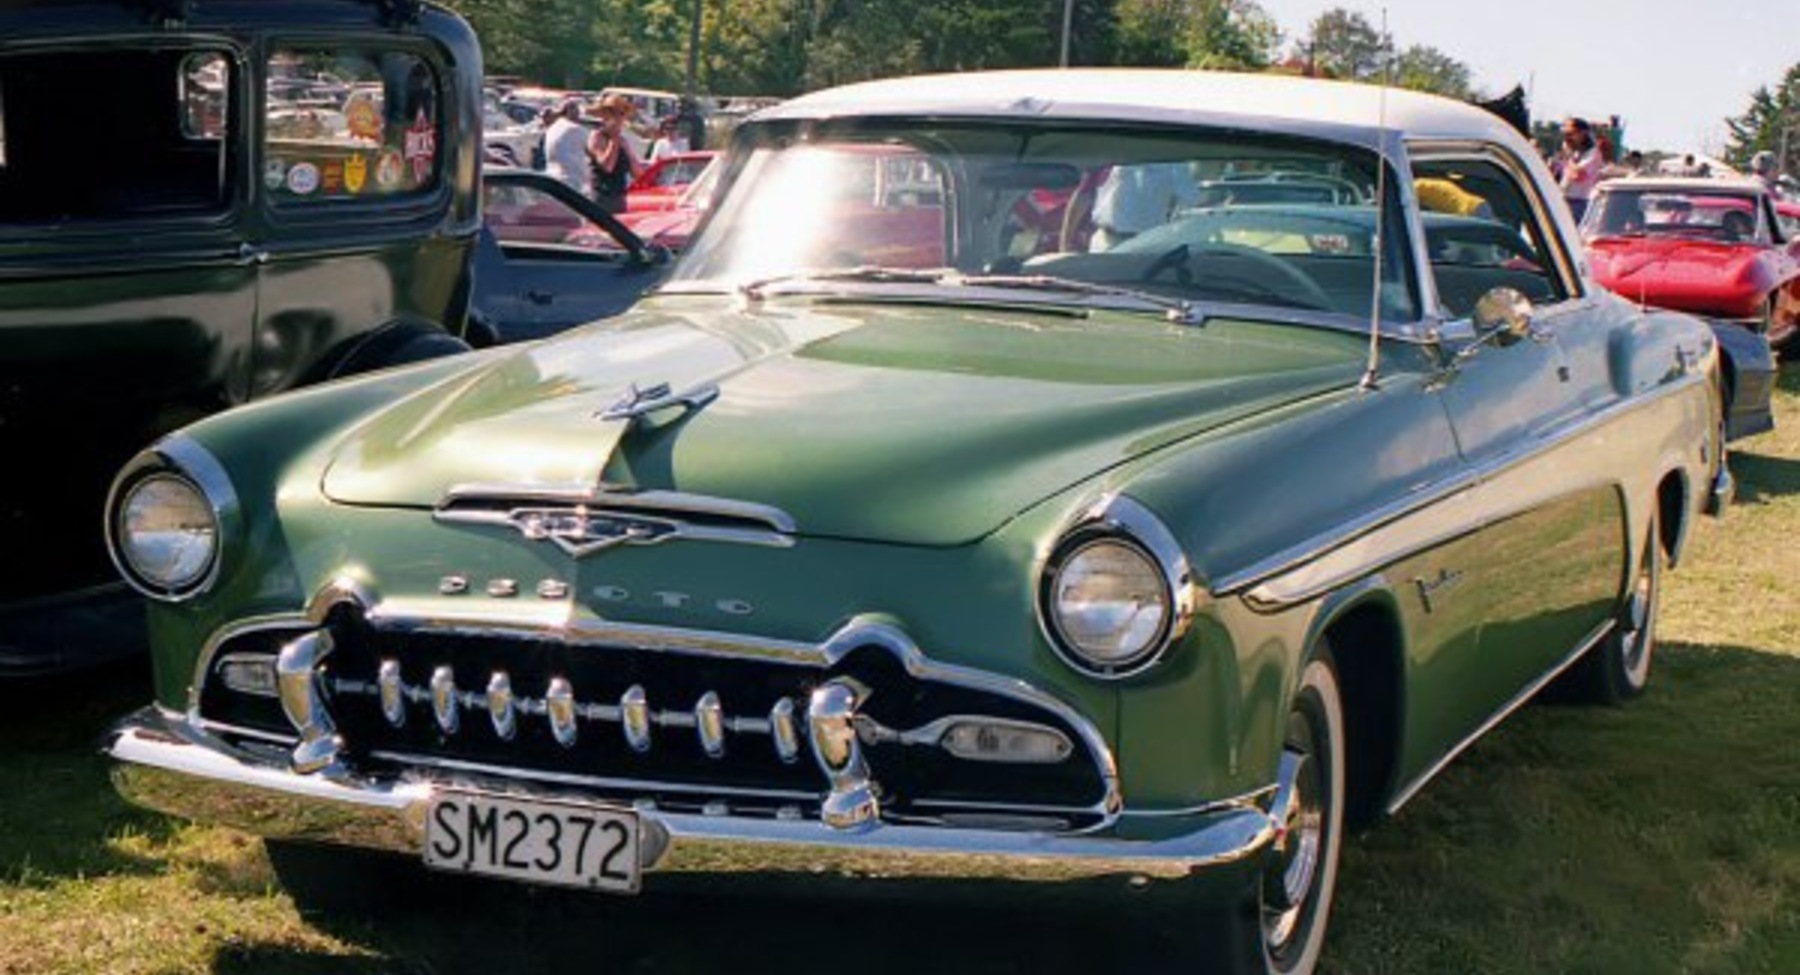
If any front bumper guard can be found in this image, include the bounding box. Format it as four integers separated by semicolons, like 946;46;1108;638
107;707;1278;909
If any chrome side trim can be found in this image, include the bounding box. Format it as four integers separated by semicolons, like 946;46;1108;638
1384;619;1612;814
1222;372;1706;601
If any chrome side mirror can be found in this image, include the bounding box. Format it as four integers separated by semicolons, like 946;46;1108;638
1471;287;1534;347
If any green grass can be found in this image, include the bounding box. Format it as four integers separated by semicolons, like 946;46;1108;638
3;371;1799;973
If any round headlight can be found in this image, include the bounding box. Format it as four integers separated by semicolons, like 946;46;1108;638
117;473;219;594
1047;538;1172;673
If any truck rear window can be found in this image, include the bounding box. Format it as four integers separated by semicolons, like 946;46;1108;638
0;48;234;222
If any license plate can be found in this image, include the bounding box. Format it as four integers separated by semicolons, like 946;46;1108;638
424;791;640;893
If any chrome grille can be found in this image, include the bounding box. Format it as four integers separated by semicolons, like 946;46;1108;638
195;603;1118;829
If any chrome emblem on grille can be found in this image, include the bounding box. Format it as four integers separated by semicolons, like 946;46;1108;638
769;697;800;764
487;671;516;740
430;665;459;735
546;677;577;748
378;658;405;728
621;684;651;752
695;691;726;758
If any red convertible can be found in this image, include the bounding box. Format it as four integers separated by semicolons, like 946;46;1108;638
1583;177;1800;343
1582;176;1796;440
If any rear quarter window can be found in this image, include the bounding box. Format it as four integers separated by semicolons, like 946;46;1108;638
265;48;439;204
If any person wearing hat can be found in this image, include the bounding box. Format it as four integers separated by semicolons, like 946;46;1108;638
587;93;646;214
1555;117;1603;223
543;98;591;194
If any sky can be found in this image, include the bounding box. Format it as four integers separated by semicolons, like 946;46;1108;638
1252;0;1796;154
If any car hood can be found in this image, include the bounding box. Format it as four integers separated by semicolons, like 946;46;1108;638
321;299;1366;546
1588;236;1764;284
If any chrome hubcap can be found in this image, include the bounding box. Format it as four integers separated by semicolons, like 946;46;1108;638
1620;557;1655;684
1263;745;1323;956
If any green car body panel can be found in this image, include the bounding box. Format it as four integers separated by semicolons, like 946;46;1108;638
104;70;1727;968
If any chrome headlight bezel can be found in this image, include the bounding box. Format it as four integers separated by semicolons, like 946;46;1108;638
105;436;241;602
1036;495;1200;680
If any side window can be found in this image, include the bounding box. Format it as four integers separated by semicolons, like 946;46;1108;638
482;180;623;253
0;47;234;221
266;49;439;204
1412;157;1570;319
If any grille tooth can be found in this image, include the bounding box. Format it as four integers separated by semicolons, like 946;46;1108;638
621;685;651;753
430;666;459;735
546;677;577;748
487;671;517;740
770;697;799;764
378;659;405;728
695;691;726;758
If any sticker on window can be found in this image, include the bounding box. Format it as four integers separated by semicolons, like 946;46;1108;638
286;162;320;195
345;154;368;194
404;108;436;184
1309;233;1352;254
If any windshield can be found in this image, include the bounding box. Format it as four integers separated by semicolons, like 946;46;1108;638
670;122;1419;325
1582;186;1768;244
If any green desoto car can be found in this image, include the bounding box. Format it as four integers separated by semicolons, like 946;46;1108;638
106;70;1730;973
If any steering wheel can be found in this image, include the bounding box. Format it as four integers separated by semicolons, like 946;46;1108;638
1179;241;1336;311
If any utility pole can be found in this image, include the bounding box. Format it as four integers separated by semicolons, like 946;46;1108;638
1060;0;1073;67
684;0;705;97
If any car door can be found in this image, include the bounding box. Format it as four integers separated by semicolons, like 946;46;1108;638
0;43;259;603
473;171;672;343
1409;149;1625;738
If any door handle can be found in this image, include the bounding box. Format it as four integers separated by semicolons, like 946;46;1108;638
237;242;270;266
526;289;554;305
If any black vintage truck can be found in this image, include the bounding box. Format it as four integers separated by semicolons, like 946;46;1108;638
0;0;484;672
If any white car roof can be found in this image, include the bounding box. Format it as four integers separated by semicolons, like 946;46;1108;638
759;69;1528;153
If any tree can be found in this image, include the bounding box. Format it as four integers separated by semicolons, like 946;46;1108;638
1113;0;1277;71
1299;7;1388;83
1392;44;1471;99
1724;61;1800;177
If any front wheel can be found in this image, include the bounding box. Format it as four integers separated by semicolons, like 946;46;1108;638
1255;648;1347;975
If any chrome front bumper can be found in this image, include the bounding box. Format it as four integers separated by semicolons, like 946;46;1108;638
107;707;1278;910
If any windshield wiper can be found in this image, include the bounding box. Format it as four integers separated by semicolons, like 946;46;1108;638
736;266;1204;325
736;266;952;299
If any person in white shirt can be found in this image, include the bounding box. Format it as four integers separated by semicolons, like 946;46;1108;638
1555;118;1603;223
648;117;688;164
1089;161;1200;251
541;99;591;195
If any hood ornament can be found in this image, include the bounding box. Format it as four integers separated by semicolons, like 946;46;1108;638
599;380;720;423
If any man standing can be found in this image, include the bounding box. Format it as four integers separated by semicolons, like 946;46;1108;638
542;98;590;195
1089;162;1199;251
1555;118;1603;223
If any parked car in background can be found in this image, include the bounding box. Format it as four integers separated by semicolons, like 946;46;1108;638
472;168;673;343
611;153;722;252
626;151;718;212
1582;176;1795;437
107;70;1728;974
0;0;483;675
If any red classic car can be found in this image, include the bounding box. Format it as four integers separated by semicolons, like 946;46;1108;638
1582;177;1795;439
1582;177;1800;344
626;150;718;212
